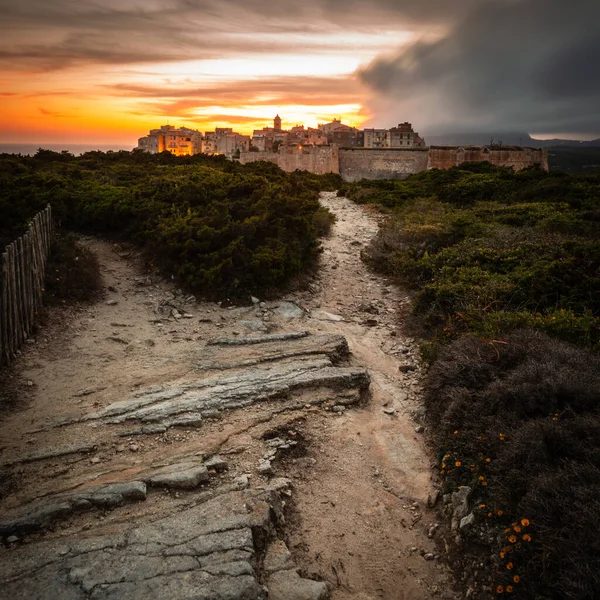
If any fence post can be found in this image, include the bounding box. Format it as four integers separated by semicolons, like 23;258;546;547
1;251;9;365
0;206;55;367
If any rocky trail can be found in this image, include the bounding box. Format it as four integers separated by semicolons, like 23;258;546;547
0;192;456;599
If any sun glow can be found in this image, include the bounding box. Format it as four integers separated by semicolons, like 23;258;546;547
0;23;410;144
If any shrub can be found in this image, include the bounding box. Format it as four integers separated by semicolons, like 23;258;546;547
0;151;336;299
358;166;600;349
350;164;600;599
426;331;600;599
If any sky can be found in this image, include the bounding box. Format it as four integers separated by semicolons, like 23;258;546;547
0;0;598;146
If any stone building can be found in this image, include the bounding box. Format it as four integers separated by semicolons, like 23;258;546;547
318;119;345;134
286;126;328;147
252;115;289;151
215;131;250;156
363;128;389;148
388;122;426;148
138;116;426;159
138;125;248;158
137;125;203;156
318;119;363;147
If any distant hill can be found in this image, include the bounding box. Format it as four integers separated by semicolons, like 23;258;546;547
547;146;600;173
537;138;600;148
424;132;600;149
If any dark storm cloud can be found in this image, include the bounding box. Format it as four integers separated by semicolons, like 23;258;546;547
358;0;600;135
0;0;480;71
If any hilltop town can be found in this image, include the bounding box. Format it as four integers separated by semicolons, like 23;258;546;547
137;116;426;158
137;115;548;181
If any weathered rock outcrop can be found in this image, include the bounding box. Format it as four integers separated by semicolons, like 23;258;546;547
0;481;310;600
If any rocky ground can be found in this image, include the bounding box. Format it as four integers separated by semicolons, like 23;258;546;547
0;192;457;599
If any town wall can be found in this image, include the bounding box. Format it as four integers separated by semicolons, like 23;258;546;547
239;147;338;174
277;146;339;174
427;146;548;171
238;151;279;167
239;145;548;180
338;148;429;182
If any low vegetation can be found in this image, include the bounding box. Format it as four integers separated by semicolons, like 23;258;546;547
344;164;600;599
0;149;339;298
429;331;600;599
344;164;600;350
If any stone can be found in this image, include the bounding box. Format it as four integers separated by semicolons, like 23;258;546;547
207;331;308;346
1;443;98;467
73;386;107;398
358;302;379;314
263;540;296;574
459;512;476;531
427;490;440;508
204;455;228;472
267;569;328;600
383;406;396;415
77;481;147;506
398;364;417;373
90;457;101;464
0;485;286;599
106;300;118;306
85;356;369;427
451;486;472;530
415;425;425;434
6;535;18;544
266;478;293;493
423;553;435;561
145;463;209;489
258;460;273;476
164;414;202;428
251;296;260;304
0;483;147;536
129;444;140;452
311;310;344;322
240;320;268;332
274;302;305;319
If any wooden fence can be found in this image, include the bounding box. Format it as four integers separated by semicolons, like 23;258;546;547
1;205;54;366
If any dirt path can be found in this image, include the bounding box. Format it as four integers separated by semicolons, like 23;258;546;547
0;192;455;600
285;193;454;599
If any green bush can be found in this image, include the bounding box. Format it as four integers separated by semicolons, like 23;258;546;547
357;165;600;349
0;151;335;298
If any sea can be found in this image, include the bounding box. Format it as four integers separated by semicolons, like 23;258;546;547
0;143;135;156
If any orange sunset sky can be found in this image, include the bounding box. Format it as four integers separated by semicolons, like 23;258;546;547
1;1;598;147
